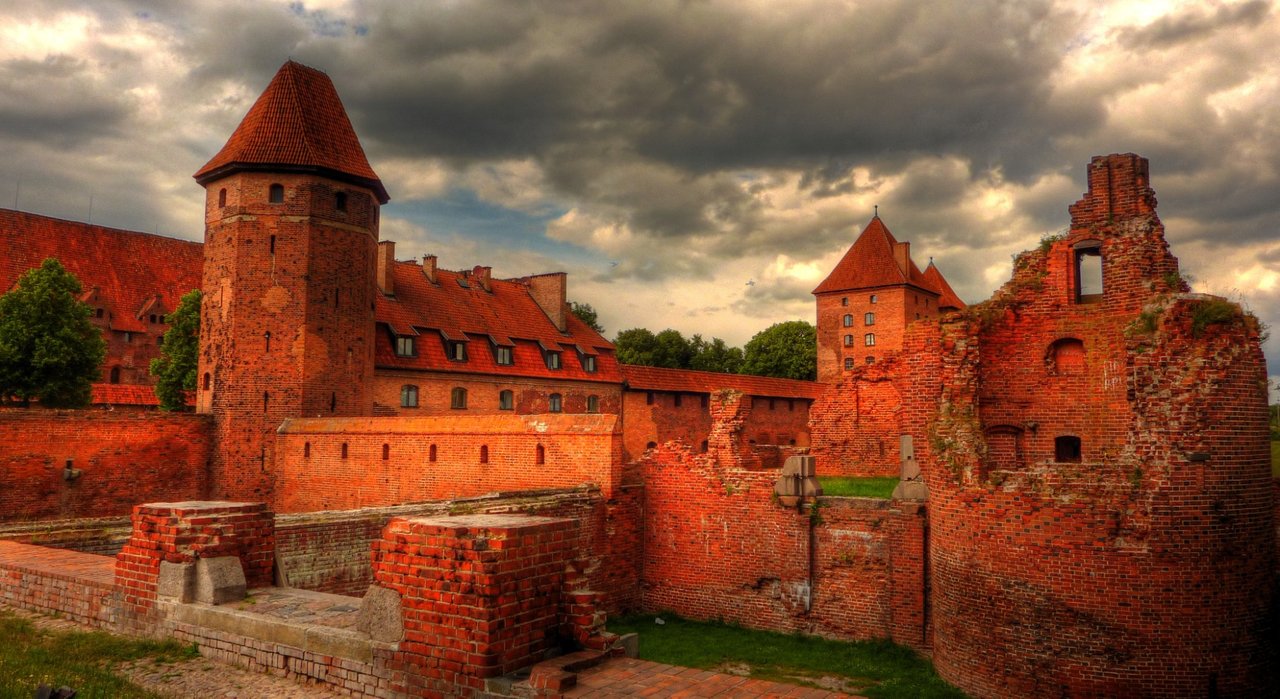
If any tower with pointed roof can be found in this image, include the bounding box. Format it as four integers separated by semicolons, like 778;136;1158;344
193;61;388;499
812;216;963;383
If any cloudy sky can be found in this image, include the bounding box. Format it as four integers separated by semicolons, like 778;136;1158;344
2;0;1278;394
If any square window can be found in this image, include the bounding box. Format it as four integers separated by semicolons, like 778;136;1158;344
869;294;878;304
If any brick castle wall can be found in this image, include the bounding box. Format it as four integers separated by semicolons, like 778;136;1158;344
808;364;902;476
0;409;212;522
371;370;620;417
272;414;621;512
623;390;812;465
638;443;928;649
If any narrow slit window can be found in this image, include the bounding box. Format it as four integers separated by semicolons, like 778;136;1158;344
341;443;348;459
218;188;227;207
304;442;310;458
429;444;437;462
330;392;336;412
263;391;269;413
382;444;390;460
536;444;545;465
202;373;211;391
269;235;276;254
480;445;489;463
335;191;348;212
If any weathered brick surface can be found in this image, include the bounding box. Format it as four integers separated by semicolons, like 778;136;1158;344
114;502;275;622
638;441;927;650
272;414;621;512
0;516;132;556
0;409;212;522
0;541;118;629
371;514;576;696
808;364;902;476
906;154;1276;698
371;370;621;417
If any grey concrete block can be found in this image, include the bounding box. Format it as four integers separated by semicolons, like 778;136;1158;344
157;561;196;603
892;480;929;501
616;632;639;658
194;556;247;605
356;585;404;643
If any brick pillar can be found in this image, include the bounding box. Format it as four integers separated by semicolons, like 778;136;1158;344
887;501;928;650
114;501;275;620
371;514;575;697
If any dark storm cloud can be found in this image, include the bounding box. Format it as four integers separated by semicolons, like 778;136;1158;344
0;56;131;147
1122;0;1271;47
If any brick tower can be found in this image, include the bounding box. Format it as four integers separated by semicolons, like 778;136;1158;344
193;61;388;500
812;216;963;383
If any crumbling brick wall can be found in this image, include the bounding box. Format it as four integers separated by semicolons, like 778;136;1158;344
808;362;903;477
0;409;212;522
913;154;1276;698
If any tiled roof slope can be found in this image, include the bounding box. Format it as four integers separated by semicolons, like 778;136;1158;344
374;261;621;383
0;209;203;333
621;365;825;400
813;216;935;295
194;61;388;203
923;261;966;311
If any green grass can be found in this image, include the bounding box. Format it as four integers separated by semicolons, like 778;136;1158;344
0;611;197;699
608;613;965;699
1271;440;1279;478
817;476;899;499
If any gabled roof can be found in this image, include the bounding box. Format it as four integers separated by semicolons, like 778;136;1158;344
813;216;934;295
194;61;388;203
374;261;620;383
620;365;825;401
0;209;203;333
923;261;966;311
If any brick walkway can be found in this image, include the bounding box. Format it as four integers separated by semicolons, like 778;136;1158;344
0;540;114;583
564;657;863;698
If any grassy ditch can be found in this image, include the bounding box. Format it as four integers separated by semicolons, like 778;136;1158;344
817;476;899;499
0;611;197;699
608;613;965;699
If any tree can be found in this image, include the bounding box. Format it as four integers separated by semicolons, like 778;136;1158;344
689;335;744;374
150;289;202;411
0;258;106;407
741;320;817;380
614;327;660;366
569;301;604;334
652;329;695;369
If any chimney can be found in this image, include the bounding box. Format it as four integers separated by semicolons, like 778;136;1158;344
422;254;437;284
894;241;911;276
376;241;396;296
472;265;492;292
525;272;567;332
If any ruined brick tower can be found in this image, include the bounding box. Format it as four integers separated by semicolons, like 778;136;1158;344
909;154;1275;697
812;216;962;383
193;61;388;499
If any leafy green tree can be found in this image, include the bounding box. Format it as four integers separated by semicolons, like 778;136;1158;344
569;301;605;334
742;320;817;380
614;327;659;366
689;335;744;374
653;329;695;369
0;258;106;407
150;289;202;411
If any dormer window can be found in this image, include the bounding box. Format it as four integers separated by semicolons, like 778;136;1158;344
581;355;597;373
446;341;467;362
395;335;415;357
545;350;562;370
269;183;284;204
494;345;514;366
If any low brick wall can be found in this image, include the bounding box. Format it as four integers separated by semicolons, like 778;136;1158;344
0;409;213;522
0;516;132;556
0;541;118;630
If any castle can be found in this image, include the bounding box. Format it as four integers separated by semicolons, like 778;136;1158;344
0;61;1273;698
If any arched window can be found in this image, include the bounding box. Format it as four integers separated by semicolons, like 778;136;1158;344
499;390;514;410
841;297;848;306
986;425;1024;472
864;312;875;326
480;445;489;463
400;385;419;408
268;183;284;203
586;395;600;413
1048;338;1086;375
382;444;390;460
429;444;437;462
549;393;562;413
1055;435;1082;463
866;356;875;365
218;188;227;207
451;387;467;409
864;333;876;346
646;441;657;450
203;373;211;391
843;314;853;327
109;366;121;384
843;334;853;347
536;444;545;465
1074;240;1103;302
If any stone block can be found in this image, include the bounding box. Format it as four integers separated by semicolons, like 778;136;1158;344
892;480;929;501
157;560;196;602
356;584;404;643
194;556;246;605
615;632;639;658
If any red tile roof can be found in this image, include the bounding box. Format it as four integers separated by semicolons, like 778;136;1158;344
374;261;620;383
923;260;966;310
0;209;203;334
813;216;935;295
620;365;825;400
91;384;161;406
194;61;388;203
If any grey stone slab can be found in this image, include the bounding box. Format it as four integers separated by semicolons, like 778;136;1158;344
194;556;247;605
